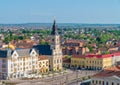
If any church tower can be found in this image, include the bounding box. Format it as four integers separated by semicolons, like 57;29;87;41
50;18;63;71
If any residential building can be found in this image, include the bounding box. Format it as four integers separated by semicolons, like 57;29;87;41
71;53;120;70
0;48;38;79
91;65;120;85
62;46;89;55
38;56;49;74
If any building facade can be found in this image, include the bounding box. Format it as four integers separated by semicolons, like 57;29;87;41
71;53;120;70
49;19;62;71
33;19;62;72
38;56;49;74
0;19;63;79
91;65;120;85
0;48;39;79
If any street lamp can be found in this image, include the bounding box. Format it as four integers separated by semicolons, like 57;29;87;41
52;71;54;85
76;70;79;85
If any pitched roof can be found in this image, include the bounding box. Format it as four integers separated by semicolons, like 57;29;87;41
87;54;112;58
33;45;52;55
63;58;71;63
0;49;13;58
16;49;31;57
93;65;120;78
38;55;49;60
72;55;86;59
72;54;113;59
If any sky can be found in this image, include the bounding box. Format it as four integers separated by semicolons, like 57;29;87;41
0;0;120;24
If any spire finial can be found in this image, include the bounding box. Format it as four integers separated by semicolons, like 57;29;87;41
54;16;56;21
54;16;56;24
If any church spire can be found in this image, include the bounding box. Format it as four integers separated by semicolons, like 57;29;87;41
51;17;58;35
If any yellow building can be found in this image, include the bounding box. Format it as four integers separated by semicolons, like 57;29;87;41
71;55;86;68
38;56;49;74
71;54;113;70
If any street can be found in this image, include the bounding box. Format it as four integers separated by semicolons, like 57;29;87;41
1;70;100;85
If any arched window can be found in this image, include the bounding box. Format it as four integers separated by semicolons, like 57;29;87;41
57;59;59;63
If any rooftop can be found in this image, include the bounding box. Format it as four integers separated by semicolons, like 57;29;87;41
93;65;120;78
38;55;49;60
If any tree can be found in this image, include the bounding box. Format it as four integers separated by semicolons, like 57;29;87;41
65;55;71;59
40;41;49;45
18;36;25;40
87;46;93;52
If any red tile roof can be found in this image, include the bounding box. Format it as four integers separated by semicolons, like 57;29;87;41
38;56;49;60
72;55;86;59
72;54;113;59
94;65;120;78
63;58;71;63
87;54;112;58
113;52;120;56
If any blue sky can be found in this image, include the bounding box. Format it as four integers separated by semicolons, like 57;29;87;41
0;0;120;24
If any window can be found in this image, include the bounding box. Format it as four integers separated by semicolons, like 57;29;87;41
57;59;59;63
112;82;114;85
96;80;98;84
99;81;101;84
46;61;49;66
92;80;94;83
52;39;54;42
14;54;17;56
57;38;59;42
103;81;104;85
60;59;62;63
32;52;34;54
2;64;6;68
39;62;41;67
2;59;6;63
106;82;108;85
54;60;56;64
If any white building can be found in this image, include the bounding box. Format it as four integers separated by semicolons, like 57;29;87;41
0;48;38;79
91;65;120;85
0;18;63;79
